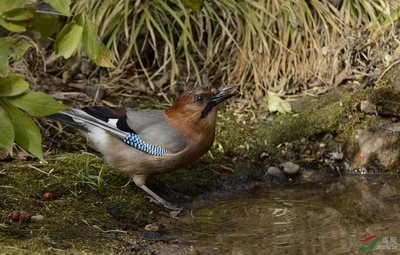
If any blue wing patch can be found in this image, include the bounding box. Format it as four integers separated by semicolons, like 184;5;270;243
123;133;170;156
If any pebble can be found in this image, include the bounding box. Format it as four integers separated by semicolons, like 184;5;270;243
280;162;300;175
144;223;159;232
31;215;44;222
267;167;287;181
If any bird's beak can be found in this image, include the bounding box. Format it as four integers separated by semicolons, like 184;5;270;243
211;86;237;104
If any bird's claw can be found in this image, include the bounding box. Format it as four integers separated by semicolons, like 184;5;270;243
144;196;182;212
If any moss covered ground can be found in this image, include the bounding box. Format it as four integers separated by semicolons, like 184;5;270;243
2;83;400;253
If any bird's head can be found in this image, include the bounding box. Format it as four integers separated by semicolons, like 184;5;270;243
165;85;236;139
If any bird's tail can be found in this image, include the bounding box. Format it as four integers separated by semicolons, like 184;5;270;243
47;111;87;130
48;108;128;139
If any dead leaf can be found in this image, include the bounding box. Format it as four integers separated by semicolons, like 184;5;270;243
15;150;30;161
334;70;353;86
80;58;93;76
0;148;10;160
202;73;212;87
153;72;170;88
374;225;388;231
267;92;292;114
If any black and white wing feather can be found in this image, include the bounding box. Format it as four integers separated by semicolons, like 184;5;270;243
49;106;187;155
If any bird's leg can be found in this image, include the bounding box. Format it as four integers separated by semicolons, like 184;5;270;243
138;184;182;211
150;176;191;200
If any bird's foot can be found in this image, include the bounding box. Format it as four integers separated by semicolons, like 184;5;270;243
144;196;182;212
150;177;192;200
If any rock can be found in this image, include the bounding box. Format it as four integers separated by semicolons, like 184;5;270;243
280;162;300;175
144;223;159;232
267;166;281;176
31;215;44;222
267;167;287;182
324;151;346;176
360;100;376;114
349;120;400;171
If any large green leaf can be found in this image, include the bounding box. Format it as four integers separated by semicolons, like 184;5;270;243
2;101;44;161
55;22;83;58
3;8;33;21
44;0;71;16
0;37;14;76
28;6;58;41
83;19;115;68
0;75;29;97
0;105;14;154
0;0;25;13
7;92;70;117
0;16;26;32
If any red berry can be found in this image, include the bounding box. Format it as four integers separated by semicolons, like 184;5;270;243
42;192;53;201
10;211;20;221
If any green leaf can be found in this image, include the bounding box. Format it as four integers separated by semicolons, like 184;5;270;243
0;75;29;97
7;92;70;117
268;92;292;114
30;10;59;41
13;41;32;61
0;37;14;76
0;105;14;154
3;8;33;21
0;0;25;13
2;101;44;161
0;16;26;32
55;22;83;58
73;12;85;26
44;0;71;16
83;18;115;68
183;0;204;12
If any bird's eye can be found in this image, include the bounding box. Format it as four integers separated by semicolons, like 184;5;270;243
194;94;205;105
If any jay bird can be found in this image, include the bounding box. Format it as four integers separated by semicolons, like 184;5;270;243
49;85;236;210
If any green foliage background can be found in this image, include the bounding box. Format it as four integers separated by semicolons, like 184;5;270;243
0;0;113;160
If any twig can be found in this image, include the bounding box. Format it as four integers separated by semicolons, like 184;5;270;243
27;164;52;176
376;59;400;84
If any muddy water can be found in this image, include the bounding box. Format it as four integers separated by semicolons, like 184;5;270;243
176;175;400;254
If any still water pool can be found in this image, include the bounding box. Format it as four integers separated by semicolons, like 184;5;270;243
173;175;400;254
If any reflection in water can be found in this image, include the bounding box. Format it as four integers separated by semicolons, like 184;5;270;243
179;176;400;254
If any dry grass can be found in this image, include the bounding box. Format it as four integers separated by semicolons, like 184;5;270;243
33;0;400;102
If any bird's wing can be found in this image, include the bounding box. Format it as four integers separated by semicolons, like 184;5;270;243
123;109;187;153
51;107;186;153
